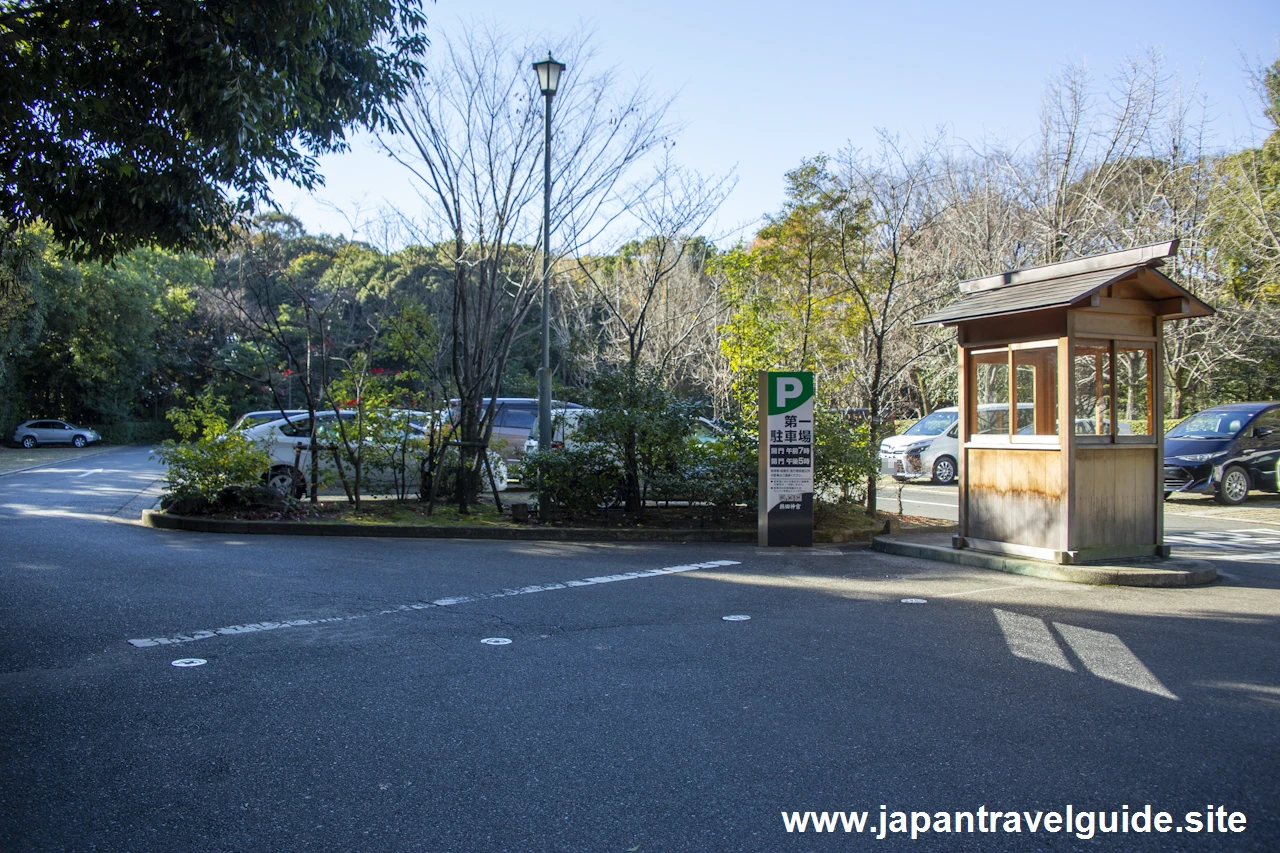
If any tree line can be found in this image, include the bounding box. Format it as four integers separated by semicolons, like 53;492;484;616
2;24;1278;510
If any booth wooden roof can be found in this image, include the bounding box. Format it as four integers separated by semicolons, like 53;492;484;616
917;241;1214;326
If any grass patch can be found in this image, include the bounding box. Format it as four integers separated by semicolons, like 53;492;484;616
188;494;949;541
337;501;510;527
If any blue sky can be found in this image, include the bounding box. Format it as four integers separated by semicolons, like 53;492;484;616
268;0;1280;247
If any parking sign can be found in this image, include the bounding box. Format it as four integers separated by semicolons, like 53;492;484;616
759;371;814;546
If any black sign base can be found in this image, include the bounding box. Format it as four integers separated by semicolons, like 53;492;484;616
765;494;814;547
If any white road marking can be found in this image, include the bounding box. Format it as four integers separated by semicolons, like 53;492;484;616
1209;550;1280;563
1165;530;1280;563
878;493;959;509
75;468;105;478
994;609;1075;672
1054;623;1177;700
126;559;741;648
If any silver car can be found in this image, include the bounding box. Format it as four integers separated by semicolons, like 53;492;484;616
12;419;102;448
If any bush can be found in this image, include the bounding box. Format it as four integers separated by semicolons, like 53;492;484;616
523;444;625;514
89;420;177;445
152;391;272;506
652;423;757;508
813;405;877;505
572;367;702;512
419;445;509;503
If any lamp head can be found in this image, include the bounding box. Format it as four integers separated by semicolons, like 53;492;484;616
532;53;566;96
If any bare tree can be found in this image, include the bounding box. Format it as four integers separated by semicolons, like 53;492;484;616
995;54;1168;263
827;133;948;515
380;24;670;510
567;150;734;385
208;224;394;500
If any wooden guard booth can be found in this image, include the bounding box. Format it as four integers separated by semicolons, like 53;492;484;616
918;241;1213;564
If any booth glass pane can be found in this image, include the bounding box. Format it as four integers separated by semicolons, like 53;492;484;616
1116;345;1153;435
1073;343;1111;435
973;349;1010;435
1014;347;1058;435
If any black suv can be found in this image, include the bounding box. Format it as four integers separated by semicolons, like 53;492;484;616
1164;402;1280;505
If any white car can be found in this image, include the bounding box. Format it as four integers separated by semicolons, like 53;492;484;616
880;404;1131;485
230;409;307;432
243;410;507;497
879;407;961;485
524;408;598;455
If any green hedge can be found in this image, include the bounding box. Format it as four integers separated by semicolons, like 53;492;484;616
88;420;178;445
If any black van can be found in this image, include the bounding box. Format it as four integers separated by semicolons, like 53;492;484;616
1163;402;1280;504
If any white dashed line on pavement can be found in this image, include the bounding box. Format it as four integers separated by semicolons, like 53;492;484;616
126;559;742;649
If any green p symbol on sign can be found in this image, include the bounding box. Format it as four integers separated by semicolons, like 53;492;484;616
768;371;813;414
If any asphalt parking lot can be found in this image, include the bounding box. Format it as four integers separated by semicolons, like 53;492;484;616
2;448;1278;851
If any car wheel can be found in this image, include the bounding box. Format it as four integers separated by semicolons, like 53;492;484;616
265;466;306;499
72;435;87;448
21;436;36;448
931;455;957;485
1216;465;1250;506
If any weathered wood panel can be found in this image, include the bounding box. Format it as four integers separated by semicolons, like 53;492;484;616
967;447;1064;549
1071;447;1158;550
1071;311;1155;339
961;309;1066;348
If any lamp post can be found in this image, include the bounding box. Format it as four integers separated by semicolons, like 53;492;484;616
532;53;565;521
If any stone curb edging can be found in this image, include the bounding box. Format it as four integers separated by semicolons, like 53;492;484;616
872;534;1218;587
142;509;757;543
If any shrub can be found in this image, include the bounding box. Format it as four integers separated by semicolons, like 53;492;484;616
523;444;625;514
420;445;509;503
651;422;757;509
152;391;272;507
89;420;177;445
813;405;877;505
573;366;701;512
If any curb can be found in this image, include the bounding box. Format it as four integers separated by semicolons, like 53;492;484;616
141;509;757;543
872;534;1218;587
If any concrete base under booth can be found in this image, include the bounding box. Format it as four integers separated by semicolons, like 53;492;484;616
954;535;1172;566
872;531;1217;587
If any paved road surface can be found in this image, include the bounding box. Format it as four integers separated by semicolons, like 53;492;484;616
1;449;1277;851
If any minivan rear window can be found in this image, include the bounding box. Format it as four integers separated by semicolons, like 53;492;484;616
503;410;537;430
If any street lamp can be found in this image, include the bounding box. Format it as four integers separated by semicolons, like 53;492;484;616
532;53;565;521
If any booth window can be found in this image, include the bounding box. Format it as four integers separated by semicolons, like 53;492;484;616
1073;342;1112;436
972;348;1009;435
1013;344;1058;437
1073;340;1155;440
1116;344;1154;436
970;343;1059;439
